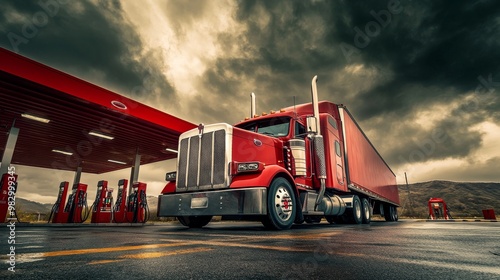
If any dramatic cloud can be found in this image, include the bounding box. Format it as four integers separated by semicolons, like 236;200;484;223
0;0;176;105
192;0;500;176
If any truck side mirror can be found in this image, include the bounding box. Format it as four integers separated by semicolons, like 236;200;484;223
306;116;318;134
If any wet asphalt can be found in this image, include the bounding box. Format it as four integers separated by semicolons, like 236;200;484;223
1;220;499;279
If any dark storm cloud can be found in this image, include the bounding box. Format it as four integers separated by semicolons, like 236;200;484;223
193;1;346;123
158;0;210;38
382;112;485;166
197;0;500;166
0;0;175;100
351;0;500;120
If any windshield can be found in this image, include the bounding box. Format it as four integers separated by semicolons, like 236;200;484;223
237;117;291;137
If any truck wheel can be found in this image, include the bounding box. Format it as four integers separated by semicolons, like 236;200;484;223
347;195;363;224
361;198;371;224
177;216;213;228
383;204;392;221
392;207;399;221
384;204;398;222
262;177;296;230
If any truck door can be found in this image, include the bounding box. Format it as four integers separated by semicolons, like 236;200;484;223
327;116;345;187
334;140;345;186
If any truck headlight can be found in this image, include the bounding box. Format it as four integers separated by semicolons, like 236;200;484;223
165;172;177;182
237;162;261;173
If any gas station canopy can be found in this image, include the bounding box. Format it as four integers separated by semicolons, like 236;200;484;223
0;48;196;174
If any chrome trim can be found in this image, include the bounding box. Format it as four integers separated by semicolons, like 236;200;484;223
196;134;202;187
210;132;215;185
176;123;233;192
158;188;267;216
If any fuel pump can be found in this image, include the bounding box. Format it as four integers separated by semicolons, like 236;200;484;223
0;173;18;223
427;197;452;220
65;183;89;223
112;179;128;223
91;180;113;223
125;182;149;223
48;181;70;223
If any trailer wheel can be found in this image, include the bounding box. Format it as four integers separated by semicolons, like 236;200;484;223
177;216;213;228
384;204;398;222
361;198;371;224
262;177;296;230
346;195;362;224
392;207;399;221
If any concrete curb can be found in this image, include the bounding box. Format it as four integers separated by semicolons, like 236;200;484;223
422;219;498;222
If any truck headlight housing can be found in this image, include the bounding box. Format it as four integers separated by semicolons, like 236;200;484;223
238;162;259;172
234;162;264;174
165;172;177;182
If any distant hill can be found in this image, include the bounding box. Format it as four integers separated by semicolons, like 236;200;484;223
15;197;53;214
398;181;500;218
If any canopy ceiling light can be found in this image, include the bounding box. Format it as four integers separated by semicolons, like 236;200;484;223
51;149;73;156
21;113;50;123
89;131;114;140
107;159;126;165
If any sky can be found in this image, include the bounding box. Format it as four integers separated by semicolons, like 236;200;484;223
1;0;500;204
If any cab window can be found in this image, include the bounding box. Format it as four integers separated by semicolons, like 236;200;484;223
295;121;307;137
237;117;291;137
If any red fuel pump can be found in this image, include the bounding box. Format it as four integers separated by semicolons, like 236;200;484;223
64;183;89;223
112;179;128;223
428;197;452;220
0;173;18;223
126;182;149;223
91;180;114;223
48;181;70;223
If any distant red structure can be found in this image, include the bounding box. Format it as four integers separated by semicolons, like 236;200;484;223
428;198;452;220
482;209;496;220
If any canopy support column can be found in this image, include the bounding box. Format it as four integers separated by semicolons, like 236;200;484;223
0;124;19;175
129;151;141;194
72;166;82;186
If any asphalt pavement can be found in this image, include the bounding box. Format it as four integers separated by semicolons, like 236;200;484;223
1;220;499;279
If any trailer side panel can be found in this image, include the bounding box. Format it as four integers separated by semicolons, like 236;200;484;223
340;107;399;205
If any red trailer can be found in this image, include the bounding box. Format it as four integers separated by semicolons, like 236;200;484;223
340;108;399;222
158;76;399;229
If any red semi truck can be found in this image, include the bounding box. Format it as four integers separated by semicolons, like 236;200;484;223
158;76;399;230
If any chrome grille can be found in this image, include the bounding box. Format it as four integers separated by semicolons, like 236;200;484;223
199;132;213;186
177;129;227;191
213;130;226;185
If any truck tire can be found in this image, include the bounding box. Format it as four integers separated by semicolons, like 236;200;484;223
346;195;362;224
384;204;398;222
262;177;296;230
361;198;371;224
177;216;213;228
392;206;399;221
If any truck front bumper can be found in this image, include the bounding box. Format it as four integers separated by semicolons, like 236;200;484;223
158;187;268;216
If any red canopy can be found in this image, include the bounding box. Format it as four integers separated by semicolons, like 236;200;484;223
0;48;195;174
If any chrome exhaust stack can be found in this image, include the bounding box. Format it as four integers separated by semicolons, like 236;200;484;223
310;76;327;210
311;75;321;135
250;92;256;118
